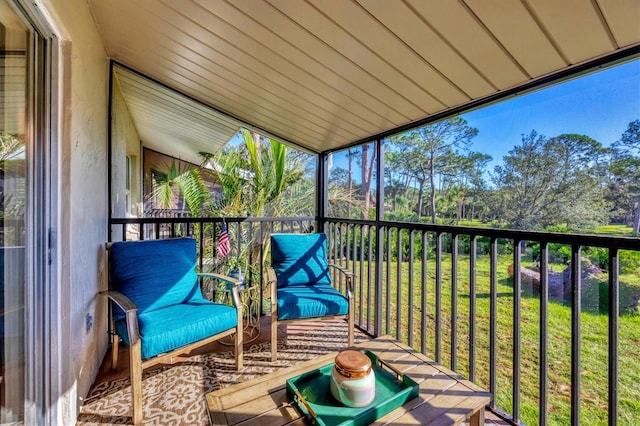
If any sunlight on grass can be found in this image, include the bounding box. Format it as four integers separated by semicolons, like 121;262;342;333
339;254;640;426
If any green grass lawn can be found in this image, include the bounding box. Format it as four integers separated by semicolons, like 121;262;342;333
342;254;640;426
432;219;636;237
594;224;636;236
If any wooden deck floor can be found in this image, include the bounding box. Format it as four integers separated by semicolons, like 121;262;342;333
87;317;510;425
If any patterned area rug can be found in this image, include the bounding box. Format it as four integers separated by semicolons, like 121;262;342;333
77;323;369;425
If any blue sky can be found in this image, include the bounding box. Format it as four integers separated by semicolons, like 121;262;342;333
462;59;640;170
329;58;639;179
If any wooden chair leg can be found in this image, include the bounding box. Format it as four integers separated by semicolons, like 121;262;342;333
271;281;279;362
348;299;355;347
235;321;243;370
110;332;119;370
271;314;278;362
129;340;143;426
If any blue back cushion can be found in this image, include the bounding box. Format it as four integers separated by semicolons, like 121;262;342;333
271;233;331;287
110;238;202;318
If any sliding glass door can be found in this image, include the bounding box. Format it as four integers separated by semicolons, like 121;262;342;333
1;1;51;423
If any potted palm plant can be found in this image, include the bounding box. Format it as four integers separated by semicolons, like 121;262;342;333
225;255;248;286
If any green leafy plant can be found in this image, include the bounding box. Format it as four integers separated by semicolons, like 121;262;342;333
149;159;208;216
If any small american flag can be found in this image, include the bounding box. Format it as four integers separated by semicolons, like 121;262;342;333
217;221;230;258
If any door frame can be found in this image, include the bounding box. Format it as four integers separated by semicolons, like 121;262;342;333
7;1;58;423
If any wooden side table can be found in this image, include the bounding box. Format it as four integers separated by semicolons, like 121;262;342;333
207;335;492;425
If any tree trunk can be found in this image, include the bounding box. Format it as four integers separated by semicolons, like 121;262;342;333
347;149;352;217
429;155;436;224
633;197;640;233
361;145;370;219
417;180;425;217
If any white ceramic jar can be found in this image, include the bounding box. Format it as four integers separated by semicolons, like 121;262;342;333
329;350;376;407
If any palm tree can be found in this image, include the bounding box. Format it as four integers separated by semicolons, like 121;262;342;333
149;159;208;216
207;129;312;217
1;131;26;245
207;129;314;265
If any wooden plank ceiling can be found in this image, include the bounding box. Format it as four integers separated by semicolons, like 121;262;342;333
90;0;640;156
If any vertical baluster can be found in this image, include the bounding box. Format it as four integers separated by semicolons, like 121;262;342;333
367;225;373;333
260;221;265;314
571;245;581;426
385;226;392;335
199;221;204;272
608;248;619;426
351;225;357;279
214;220;219;268
513;239;522;423
539;241;549;426
248;222;254;285
421;230;428;355
408;230;414;347
336;223;342;292
359;224;365;327
490;237;498;410
339;223;346;293
339;222;344;293
346;224;351;285
336;223;340;265
375;224;384;337
469;235;477;382
451;234;458;371
236;221;242;260
396;227;402;342
435;232;442;364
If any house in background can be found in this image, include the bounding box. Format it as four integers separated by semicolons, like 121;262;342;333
1;0;638;425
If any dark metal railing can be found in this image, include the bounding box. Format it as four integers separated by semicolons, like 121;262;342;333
109;214;638;425
324;218;639;426
110;216;317;307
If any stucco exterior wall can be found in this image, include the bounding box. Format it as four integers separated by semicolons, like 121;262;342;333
39;0;110;423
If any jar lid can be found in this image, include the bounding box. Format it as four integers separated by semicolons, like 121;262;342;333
334;350;372;379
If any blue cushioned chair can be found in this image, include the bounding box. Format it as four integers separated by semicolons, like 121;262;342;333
269;233;354;361
101;238;243;425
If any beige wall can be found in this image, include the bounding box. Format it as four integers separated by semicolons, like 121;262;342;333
40;0;109;423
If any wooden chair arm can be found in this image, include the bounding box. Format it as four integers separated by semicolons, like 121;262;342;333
196;273;243;311
267;267;278;309
197;272;242;287
327;264;354;298
265;267;278;300
327;263;354;277
100;290;140;345
100;289;137;313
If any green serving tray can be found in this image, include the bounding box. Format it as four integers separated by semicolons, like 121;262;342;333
286;350;419;426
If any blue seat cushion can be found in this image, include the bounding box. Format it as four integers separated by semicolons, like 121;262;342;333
115;301;237;359
110;238;202;319
271;233;331;287
277;284;348;320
